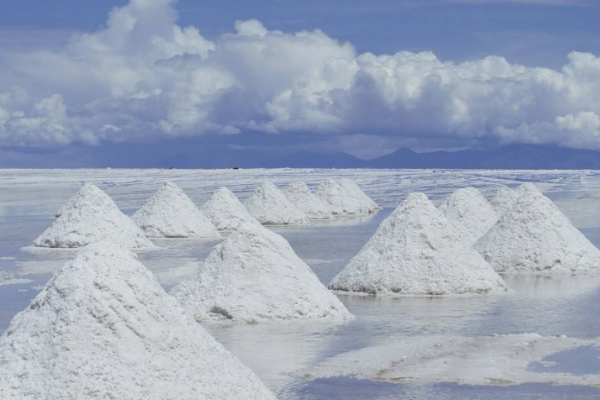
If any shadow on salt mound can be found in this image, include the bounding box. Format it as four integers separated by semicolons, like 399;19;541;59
170;223;353;323
244;181;308;225
33;183;154;249
330;193;508;296
132;182;222;239
283;181;332;220
0;242;276;400
201;187;261;231
475;183;600;274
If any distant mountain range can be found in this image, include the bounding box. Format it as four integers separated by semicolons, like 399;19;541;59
4;144;600;169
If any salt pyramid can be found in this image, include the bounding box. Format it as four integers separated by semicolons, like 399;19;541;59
337;178;379;213
34;183;153;249
132;182;221;239
490;186;519;216
329;193;508;295
475;183;600;273
283;181;332;220
439;187;498;245
171;224;353;323
314;178;373;215
201;187;261;231
0;243;276;400
244;181;308;225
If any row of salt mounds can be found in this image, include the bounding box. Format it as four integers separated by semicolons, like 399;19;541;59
475;183;600;274
171;224;353;323
132;182;222;239
244;181;308;225
439;187;498;245
314;178;378;215
34;183;153;249
329;193;508;295
201;187;261;231
283;181;332;220
0;243;276;400
490;186;519;216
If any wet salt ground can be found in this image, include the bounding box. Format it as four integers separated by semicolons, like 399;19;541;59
2;193;600;398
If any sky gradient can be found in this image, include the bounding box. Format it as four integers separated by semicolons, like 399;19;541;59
1;0;599;164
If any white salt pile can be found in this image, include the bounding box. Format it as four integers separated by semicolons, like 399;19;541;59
132;182;221;239
34;183;153;249
314;178;375;215
337;178;379;213
0;243;276;400
283;181;332;220
439;187;498;245
201;187;261;231
244;181;308;225
475;183;600;273
329;193;508;295
490;186;519;216
171;224;353;323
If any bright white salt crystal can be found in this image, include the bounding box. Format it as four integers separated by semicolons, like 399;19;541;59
329;193;508;295
201;187;261;231
314;178;376;216
34;183;153;249
132;182;221;239
490;186;519;216
283;181;332;220
244;181;308;225
171;224;353;323
439;187;498;245
0;242;276;400
337;178;379;213
475;183;600;273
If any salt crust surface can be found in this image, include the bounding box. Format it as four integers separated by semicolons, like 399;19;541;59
475;183;600;273
171;224;353;323
244;181;308;225
490;186;519;216
439;187;498;245
201;187;261;231
132;182;221;239
329;193;508;295
300;334;599;386
0;242;276;400
314;178;376;215
283;181;332;220
34;183;154;249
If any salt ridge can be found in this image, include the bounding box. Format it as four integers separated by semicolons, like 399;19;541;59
244;181;308;225
283;181;332;220
490;186;519;216
201;187;261;231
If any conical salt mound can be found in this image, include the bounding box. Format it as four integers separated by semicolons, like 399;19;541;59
132;182;221;239
490;186;519;216
0;243;276;400
475;183;600;273
34;183;153;249
171;224;353;323
337;178;379;213
439;187;498;245
244;181;308;225
201;187;261;231
314;178;371;215
283;181;332;220
329;193;508;295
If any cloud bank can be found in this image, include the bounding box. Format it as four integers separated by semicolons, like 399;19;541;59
1;0;600;151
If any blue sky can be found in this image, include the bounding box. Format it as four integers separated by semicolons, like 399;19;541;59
1;0;600;165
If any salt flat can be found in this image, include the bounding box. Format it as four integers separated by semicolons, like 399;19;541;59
2;168;600;400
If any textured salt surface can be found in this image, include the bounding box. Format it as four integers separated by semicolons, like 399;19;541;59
33;183;153;249
337;179;379;213
315;179;374;216
283;181;332;220
132;182;221;239
439;187;498;245
201;187;261;231
244;181;308;225
171;224;353;323
0;243;276;400
490;186;519;216
476;183;600;273
300;334;599;386
329;193;508;295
